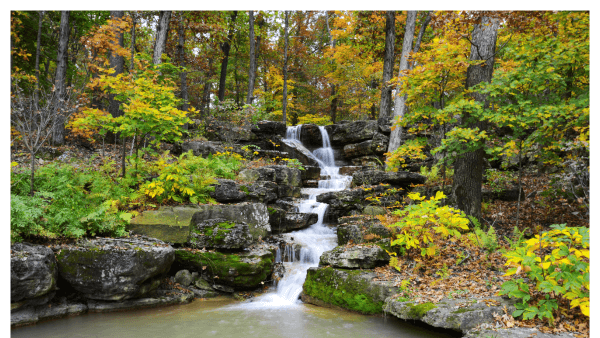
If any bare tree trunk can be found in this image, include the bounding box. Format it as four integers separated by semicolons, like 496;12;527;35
52;11;70;145
325;11;338;124
152;11;171;65
218;11;238;101
387;11;417;155
177;15;189;130
34;11;44;107
246;11;256;104
411;11;431;69
108;11;124;119
378;10;395;126
282;11;290;126
452;16;499;220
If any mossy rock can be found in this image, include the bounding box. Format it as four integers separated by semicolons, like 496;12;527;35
302;266;400;314
128;206;201;244
189;218;255;250
174;248;274;289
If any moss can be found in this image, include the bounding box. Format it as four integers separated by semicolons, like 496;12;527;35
267;207;278;215
216;221;236;229
302;267;385;314
407;302;436;318
240;185;250;195
452;308;474;314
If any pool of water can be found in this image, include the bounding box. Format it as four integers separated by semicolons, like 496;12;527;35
11;297;458;338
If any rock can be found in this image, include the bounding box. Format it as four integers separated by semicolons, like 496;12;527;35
11;243;58;311
328;120;379;145
189;218;256;250
301;165;321;181
277;185;302;198
337;218;392;246
251;120;287;137
350;156;384;167
243;181;278;204
351;170;426;188
212;284;235;293
339;166;362;176
299;124;324;148
254;149;289;160
272;262;286;284
11;301;87;327
319;245;389;269
174;248;274;289
239;165;302;187
337;224;363;246
342;133;389;158
205;118;256;144
128;205;200;244
189;202;271;244
269;207;318;234
384;296;517;333
464;327;579;338
210;179;248;203
482;187;525;202
193;277;216;291
304;180;318;187
174;270;193;286
279;139;320;167
179;140;224;157
316;188;364;223
302;266;400;314
86;289;194;312
56;237;174;301
362;206;387;216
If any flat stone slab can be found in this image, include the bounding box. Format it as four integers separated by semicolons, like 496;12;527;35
128;206;201;244
464;327;580;338
384;296;517;333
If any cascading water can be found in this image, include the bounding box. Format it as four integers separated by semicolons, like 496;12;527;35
231;125;351;309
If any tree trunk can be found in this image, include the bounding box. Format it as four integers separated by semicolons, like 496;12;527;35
387;11;417;155
452;16;499;220
34;11;44;108
325;11;338;124
246;11;256;104
378;10;395;126
411;11;431;69
282;11;290;126
218;11;238;101
177;15;189;130
108;11;125;119
51;11;70;145
152;11;172;65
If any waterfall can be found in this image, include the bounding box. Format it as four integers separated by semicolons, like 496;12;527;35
231;125;351;309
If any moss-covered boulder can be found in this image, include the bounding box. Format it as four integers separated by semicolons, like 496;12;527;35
384;296;517;333
319;245;389;269
189;203;271;245
56;237;174;301
302;266;400;314
11;243;58;311
189;219;256;250
128;206;200;244
174;248;274;289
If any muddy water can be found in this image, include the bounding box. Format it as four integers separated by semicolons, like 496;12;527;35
11;297;457;338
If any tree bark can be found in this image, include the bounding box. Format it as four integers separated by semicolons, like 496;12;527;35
108;11;125;123
51;11;70;145
411;11;431;69
177;15;189;129
152;11;172;65
452;16;500;220
246;11;256;104
34;11;44;107
218;11;238;101
378;11;395;126
282;11;290;126
325;11;338;124
387;11;417;155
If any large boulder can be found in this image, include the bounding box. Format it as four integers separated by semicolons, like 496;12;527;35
210;179;248;203
190;202;271;243
11;243;58;311
319;245;389;269
174;248;274;289
239;165;302;187
316;188;364;223
337;218;392;246
244;181;278;204
351;170;426;188
205;118;256;144
302;266;400;314
299;124;324;148
56;237;174;301
128;205;200;244
251;120;287;138
342;133;389;158
327;120;379;145
189;219;257;250
269;206;318;234
279;139;320;167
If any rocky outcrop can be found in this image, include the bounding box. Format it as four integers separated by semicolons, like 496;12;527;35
316;188;364;222
210;179;248;203
189;219;258;250
384;296;517;333
337;218;392;246
319;245;389;269
302;267;400;314
56;237;174;301
299;124;323;148
244;181;279;204
11;243;58;311
128;205;200;244
269;207;318;234
250;120;287;138
279;139;320;167
351;170;426;188
327;120;379;145
189;203;271;244
339;166;362;176
342;132;389;158
174;247;275;290
239;165;302;187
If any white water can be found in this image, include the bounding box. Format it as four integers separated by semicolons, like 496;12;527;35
229;125;352;310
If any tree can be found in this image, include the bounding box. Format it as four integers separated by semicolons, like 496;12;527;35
387;11;417;155
107;11;125;119
218;11;238;101
177;13;189;119
246;10;256;104
51;11;70;145
153;11;171;65
452;16;499;220
282;10;290;125
377;10;395;126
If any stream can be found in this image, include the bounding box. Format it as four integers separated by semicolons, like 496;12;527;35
11;125;457;338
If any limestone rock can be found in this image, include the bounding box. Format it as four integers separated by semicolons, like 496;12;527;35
56;237;174;301
251;120;287;137
210;179;247;203
299;123;324;148
189;218;255;250
351;170;426;188
128;205;200;244
174;270;193;286
269;207;318;234
11;243;58;310
279;139;320;167
327;120;379;145
342;133;389;158
319;245;389;269
239;165;302;187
